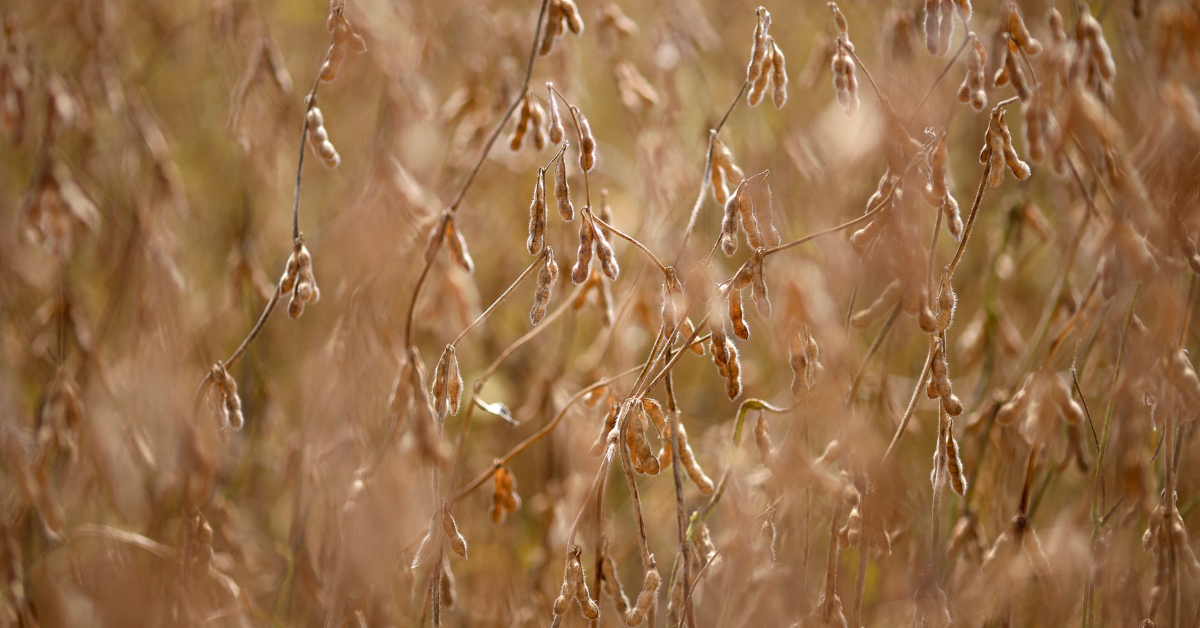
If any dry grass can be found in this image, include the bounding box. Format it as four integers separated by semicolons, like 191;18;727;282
2;0;1200;627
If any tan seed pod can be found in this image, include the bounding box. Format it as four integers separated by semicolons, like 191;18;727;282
527;167;547;255
937;0;954;55
771;40;789;109
754;414;779;469
681;318;705;354
831;48;860;116
509;93;531;150
546;84;564;145
725;339;743;399
1008;7;1043;55
936;272;956;331
749;254;771;318
829;3;853;49
748;41;774;107
996;376;1032;425
941;392;964;416
720;188;742;257
924;0;941;56
442;508;468;559
445;346;462;416
729;289;750;340
574;106;597;171
624;562;661;627
552;151;574;220
746;7;773;83
529;95;548;150
675;422;714;493
952;0;973;22
600;543;631;614
628;404;660;475
560;0;584;35
641;398;668;435
431;348;449;419
711;158;730;206
735;182;765;250
592;217;620;281
490;466;521;524
540;1;565;56
571;214;596;284
530;248;559;325
445;216;475;274
814;438;841;467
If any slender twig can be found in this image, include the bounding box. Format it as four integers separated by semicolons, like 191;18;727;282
906;32;975;130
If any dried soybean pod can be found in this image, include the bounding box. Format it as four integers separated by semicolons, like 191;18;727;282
641;398;668;434
749;253;771;318
527;167;547;255
945;424;967;496
445;346;462;416
1009;7;1043;55
442;508;468;559
746;7;772;83
546;83;564;145
445;216;475;274
624;562;661;627
677;422;715;493
729;288;750;339
720;189;741;256
571;209;596;283
575;105;597;171
924;0;940;55
771;39;789;108
593;216;620;281
725;339;743;399
553;150;574;220
530;248;559;325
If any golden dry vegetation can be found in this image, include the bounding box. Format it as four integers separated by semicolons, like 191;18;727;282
2;0;1200;626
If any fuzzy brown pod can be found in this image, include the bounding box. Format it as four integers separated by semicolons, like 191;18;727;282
540;0;585;56
624;560;661;627
431;345;462;420
728;288;750;339
681;318;705;354
527;167;547;255
996;37;1032;102
746;7;773;84
571;213;596;284
286;239;321;319
319;1;367;82
187;510;215;579
749;252;772;318
627;402;660;475
553;546;599;620
831;46;860;116
771;40;789;109
754;414;779;469
709;135;745;206
1008;7;1042;55
552;149;574;220
720;185;743;256
982;109;1030;187
305;107;341;168
509;91;534;151
490;466;520;524
829;3;853;50
935;271;956;331
592;215;620;281
546;83;565;145
530;248;559;325
945;419;967;496
600;539;631;615
956;36;987;112
210;361;244;431
658;420;715;494
725;339;743;399
641;398;668;435
734;181;766;250
574;105;597;171
789;323;822;395
442;507;468;559
748;36;775;107
444;216;474;274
